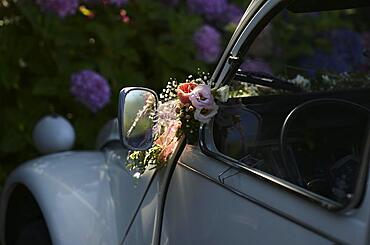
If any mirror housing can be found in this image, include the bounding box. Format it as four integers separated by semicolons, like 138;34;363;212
118;87;158;151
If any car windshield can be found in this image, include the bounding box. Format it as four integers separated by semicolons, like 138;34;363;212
231;5;370;97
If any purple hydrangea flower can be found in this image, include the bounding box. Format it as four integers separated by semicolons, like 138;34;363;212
70;70;111;112
360;32;370;71
81;0;100;5
225;4;244;24
82;0;128;6
187;0;228;21
108;0;128;7
330;29;364;66
36;0;79;18
300;29;364;75
300;52;350;75
193;25;221;63
240;59;273;75
363;32;370;51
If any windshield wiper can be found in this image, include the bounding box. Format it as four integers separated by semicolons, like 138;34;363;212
234;70;303;92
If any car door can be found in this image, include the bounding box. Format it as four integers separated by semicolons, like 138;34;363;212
161;110;370;245
160;0;370;244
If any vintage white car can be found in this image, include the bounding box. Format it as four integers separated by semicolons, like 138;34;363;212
1;0;370;244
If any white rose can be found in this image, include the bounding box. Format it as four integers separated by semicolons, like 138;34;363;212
215;85;230;102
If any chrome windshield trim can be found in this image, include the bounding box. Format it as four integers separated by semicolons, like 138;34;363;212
212;0;288;88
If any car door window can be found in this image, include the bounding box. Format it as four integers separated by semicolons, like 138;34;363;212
213;7;370;207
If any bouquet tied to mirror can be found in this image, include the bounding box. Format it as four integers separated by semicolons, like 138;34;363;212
126;74;230;178
126;71;370;178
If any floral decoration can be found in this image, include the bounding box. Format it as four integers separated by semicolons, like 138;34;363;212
125;68;370;179
126;73;230;178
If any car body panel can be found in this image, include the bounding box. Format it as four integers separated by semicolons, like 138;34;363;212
0;146;156;245
167;145;370;244
122;136;186;245
122;174;160;245
160;160;332;245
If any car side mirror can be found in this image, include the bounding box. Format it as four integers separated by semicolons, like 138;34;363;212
118;87;158;151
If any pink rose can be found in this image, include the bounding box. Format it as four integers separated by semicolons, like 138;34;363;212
177;82;198;104
155;120;181;147
155;120;181;162
158;138;179;162
189;84;215;109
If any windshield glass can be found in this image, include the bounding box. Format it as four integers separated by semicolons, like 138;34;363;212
232;6;370;96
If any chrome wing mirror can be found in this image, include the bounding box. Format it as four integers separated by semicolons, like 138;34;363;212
118;87;158;150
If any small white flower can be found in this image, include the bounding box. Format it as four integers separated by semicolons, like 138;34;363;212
289;75;311;89
195;78;204;83
215;85;230;102
133;172;141;179
322;75;330;82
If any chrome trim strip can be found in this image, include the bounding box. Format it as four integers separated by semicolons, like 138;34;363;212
212;0;288;88
211;0;267;87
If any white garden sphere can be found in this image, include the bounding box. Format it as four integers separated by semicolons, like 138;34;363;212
32;115;75;154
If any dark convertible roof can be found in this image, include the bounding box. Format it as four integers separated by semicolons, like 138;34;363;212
288;0;370;13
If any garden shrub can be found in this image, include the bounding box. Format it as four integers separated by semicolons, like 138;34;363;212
0;0;248;182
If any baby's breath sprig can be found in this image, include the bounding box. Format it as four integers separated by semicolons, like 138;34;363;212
159;78;178;102
195;69;212;86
